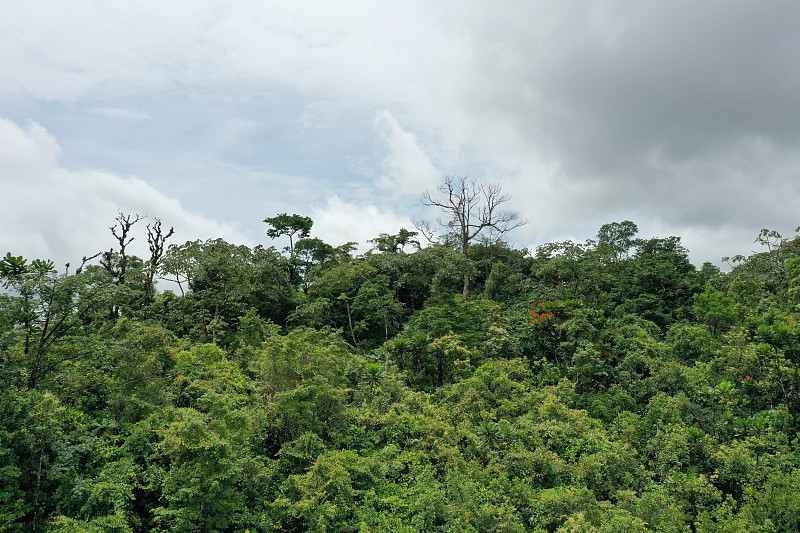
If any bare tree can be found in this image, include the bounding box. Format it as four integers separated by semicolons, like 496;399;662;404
101;212;145;287
420;175;526;299
100;212;144;319
144;219;175;303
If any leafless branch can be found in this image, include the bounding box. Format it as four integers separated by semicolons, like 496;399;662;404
420;175;527;299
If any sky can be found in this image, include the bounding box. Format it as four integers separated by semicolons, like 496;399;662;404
2;0;799;269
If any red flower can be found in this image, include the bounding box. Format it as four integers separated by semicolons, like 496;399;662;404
745;375;753;382
531;309;556;324
538;301;545;307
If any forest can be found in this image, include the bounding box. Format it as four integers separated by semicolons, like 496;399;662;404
2;181;800;532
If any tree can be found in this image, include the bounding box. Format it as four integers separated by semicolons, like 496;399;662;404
157;239;296;339
597;220;639;262
293;237;340;288
152;344;254;531
100;212;145;319
614;236;699;329
693;285;737;336
420;176;526;299
263;213;313;256
0;253;113;388
100;212;145;289
143;219;175;304
368;228;421;254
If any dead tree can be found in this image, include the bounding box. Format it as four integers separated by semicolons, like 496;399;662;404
420;176;526;300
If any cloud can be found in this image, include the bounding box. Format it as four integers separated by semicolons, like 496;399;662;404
1;1;441;103
309;196;414;253
0;117;250;267
424;1;800;263
3;1;799;268
374;110;441;197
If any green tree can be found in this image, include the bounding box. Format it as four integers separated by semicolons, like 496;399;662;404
249;327;355;449
368;228;421;254
366;244;452;311
153;344;257;532
106;320;177;423
596;220;640;262
264;213;313;256
693;285;737;335
0;253;114;389
296;259;383;347
293;237;356;289
615;236;699;329
533;239;595;299
352;274;406;346
158;239;296;339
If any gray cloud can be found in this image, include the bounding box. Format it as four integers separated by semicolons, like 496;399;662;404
432;1;800;260
535;2;800;169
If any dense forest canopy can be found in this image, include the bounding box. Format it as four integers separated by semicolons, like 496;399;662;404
3;188;800;531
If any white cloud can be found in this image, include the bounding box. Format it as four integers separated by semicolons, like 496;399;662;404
0;117;250;266
374;110;441;197
310;196;414;253
1;1;443;104
0;119;60;173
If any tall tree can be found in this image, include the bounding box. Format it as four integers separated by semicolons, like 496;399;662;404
143;219;174;304
100;212;145;319
264;213;313;256
101;212;145;288
597;220;639;262
420;176;525;299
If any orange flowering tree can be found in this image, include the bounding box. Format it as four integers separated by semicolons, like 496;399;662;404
525;299;587;365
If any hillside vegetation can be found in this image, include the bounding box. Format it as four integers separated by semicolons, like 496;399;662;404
3;213;800;532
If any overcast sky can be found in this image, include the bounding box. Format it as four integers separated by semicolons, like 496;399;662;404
2;0;799;269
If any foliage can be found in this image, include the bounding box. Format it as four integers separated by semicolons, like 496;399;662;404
4;221;800;531
263;213;313;256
